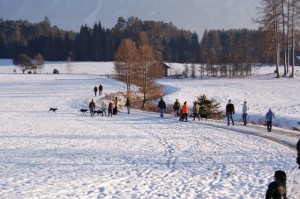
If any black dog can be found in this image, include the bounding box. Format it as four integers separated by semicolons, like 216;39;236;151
199;113;208;120
49;107;57;112
79;109;88;113
95;110;103;115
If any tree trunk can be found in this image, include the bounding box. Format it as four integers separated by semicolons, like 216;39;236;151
281;0;287;76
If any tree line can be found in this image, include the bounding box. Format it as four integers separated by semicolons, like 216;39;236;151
0;16;199;63
1;1;300;77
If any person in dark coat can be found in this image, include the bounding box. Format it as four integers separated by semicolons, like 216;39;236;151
266;108;275;132
173;99;180;117
93;86;98;96
125;97;131;114
157;97;166;117
89;99;96;116
297;138;300;169
114;97;119;115
99;84;103;95
226;99;235;126
265;170;287;199
108;101;113;117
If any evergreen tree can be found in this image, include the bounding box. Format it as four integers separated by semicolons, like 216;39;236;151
197;94;223;119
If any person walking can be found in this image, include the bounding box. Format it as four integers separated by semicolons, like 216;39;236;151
125;97;131;114
99;84;103;95
157;97;166;117
242;101;249;125
89;99;96;116
266;108;275;132
181;101;189;122
265;170;287;199
114;97;119;115
101;101;107;116
93;86;98;96
108;101;113;117
193;101;200;121
173;99;180;117
226;99;235;126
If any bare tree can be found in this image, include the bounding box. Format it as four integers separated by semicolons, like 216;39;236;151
65;54;72;74
190;63;196;78
114;39;137;93
281;0;287;76
290;0;300;77
136;32;156;109
256;0;282;78
34;53;44;74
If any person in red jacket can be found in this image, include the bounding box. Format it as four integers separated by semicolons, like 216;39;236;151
226;99;235;126
181;101;189;122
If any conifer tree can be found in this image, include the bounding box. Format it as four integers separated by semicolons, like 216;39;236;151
197;94;223;119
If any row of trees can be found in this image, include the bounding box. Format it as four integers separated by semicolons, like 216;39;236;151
1;6;300;78
0;17;199;63
114;32;163;109
256;0;300;77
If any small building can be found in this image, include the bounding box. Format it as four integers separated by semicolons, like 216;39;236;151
152;61;170;77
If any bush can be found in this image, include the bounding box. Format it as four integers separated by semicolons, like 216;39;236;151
53;68;59;74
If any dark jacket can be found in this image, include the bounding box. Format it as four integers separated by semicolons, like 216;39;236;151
226;103;235;113
94;86;98;93
265;181;287;199
108;102;113;113
158;99;166;109
173;100;180;110
125;98;131;107
89;101;95;109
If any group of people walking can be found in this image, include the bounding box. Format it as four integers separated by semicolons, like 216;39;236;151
91;81;132;116
93;84;103;96
159;97;277;132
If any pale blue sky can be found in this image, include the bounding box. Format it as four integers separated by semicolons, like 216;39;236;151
0;0;261;36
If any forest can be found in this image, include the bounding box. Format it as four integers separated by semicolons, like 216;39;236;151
1;0;300;78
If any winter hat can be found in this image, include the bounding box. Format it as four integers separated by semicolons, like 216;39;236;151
274;170;286;180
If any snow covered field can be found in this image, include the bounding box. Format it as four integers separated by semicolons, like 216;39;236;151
0;60;300;198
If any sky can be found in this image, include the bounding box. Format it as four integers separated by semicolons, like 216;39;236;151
0;60;299;198
0;0;261;36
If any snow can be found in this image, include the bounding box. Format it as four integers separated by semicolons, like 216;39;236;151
0;60;300;198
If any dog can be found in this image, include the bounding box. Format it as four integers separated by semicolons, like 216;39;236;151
49;107;57;112
79;109;88;113
95;110;103;115
199;113;208;120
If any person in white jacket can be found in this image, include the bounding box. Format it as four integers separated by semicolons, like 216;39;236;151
242;101;249;125
101;101;108;116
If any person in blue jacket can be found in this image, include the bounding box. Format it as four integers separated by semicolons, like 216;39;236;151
266;108;275;132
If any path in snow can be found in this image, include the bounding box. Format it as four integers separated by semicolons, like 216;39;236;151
0;74;299;198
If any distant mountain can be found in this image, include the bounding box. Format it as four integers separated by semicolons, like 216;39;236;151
0;0;260;35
